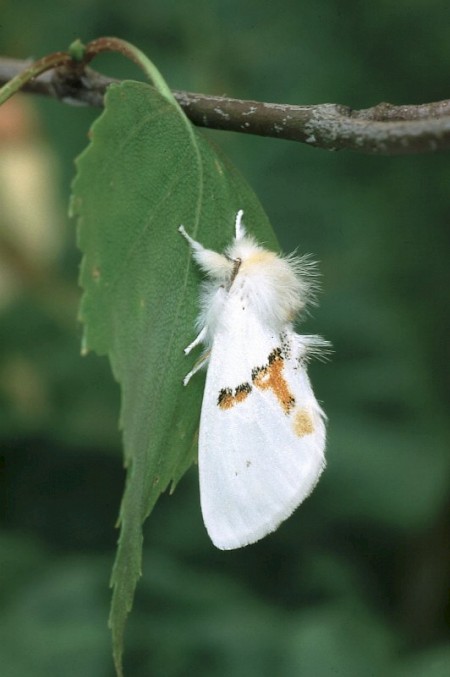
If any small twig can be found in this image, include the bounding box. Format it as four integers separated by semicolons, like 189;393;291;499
1;56;450;155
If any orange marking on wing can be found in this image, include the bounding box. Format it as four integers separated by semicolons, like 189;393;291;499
293;407;314;437
218;383;252;410
252;348;295;414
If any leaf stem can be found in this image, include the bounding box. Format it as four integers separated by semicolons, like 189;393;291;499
83;37;176;104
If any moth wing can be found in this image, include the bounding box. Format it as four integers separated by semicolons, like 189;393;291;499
198;323;326;550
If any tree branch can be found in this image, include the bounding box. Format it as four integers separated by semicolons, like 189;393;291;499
1;56;450;155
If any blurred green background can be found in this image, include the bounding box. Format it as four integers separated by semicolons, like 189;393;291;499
1;1;449;676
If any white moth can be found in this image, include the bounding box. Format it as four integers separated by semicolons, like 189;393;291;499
179;210;328;550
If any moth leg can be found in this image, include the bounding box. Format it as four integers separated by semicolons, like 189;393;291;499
183;325;209;386
183;326;207;355
183;350;210;386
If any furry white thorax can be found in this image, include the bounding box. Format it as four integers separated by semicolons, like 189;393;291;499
186;214;315;345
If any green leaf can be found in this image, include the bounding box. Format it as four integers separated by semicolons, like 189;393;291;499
71;79;276;675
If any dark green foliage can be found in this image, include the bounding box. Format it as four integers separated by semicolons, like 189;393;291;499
1;2;449;676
